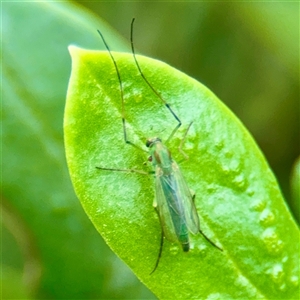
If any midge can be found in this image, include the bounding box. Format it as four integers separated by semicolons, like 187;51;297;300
96;18;222;273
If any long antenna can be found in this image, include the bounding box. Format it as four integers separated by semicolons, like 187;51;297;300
130;18;182;140
97;29;145;152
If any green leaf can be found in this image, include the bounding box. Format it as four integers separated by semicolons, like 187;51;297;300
290;157;300;223
2;1;153;299
64;47;300;299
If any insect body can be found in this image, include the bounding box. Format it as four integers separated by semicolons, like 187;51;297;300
146;135;222;273
96;19;222;274
148;136;198;253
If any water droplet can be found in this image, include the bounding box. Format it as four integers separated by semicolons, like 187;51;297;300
189;241;195;250
275;240;284;253
206;184;215;192
261;228;284;254
169;245;179;255
271;263;284;284
247;188;255;196
233;174;248;189
290;275;299;287
207;293;232;300
215;138;224;149
279;283;286;291
222;165;230;175
234;275;249;287
230;159;241;174
259;209;275;226
251;199;266;211
190;239;207;254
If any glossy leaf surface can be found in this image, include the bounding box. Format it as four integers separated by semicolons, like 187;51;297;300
2;1;153;299
64;47;299;299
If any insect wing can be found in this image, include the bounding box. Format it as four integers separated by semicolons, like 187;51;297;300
172;161;200;235
154;166;179;243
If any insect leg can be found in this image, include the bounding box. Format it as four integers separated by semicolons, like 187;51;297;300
130;18;182;143
199;229;223;252
150;206;165;275
191;193;223;252
176;121;193;163
96;166;154;175
150;228;164;275
97;29;147;154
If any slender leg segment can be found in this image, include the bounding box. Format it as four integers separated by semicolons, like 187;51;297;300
199;229;223;252
98;19;183;151
150;228;164;275
191;194;223;252
130;18;182;143
96;21;222;276
177;121;193;160
97;30;146;153
96;166;152;175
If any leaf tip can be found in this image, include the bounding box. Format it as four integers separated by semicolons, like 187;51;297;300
68;45;81;57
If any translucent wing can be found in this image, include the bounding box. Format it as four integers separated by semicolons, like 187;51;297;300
155;162;195;244
171;161;200;235
154;167;178;242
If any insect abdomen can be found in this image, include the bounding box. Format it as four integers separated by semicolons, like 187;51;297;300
181;242;190;252
179;229;190;252
164;175;190;251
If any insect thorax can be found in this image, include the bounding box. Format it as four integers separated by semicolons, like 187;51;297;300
147;139;173;173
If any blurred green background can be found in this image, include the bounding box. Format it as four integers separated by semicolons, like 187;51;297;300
2;1;299;299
